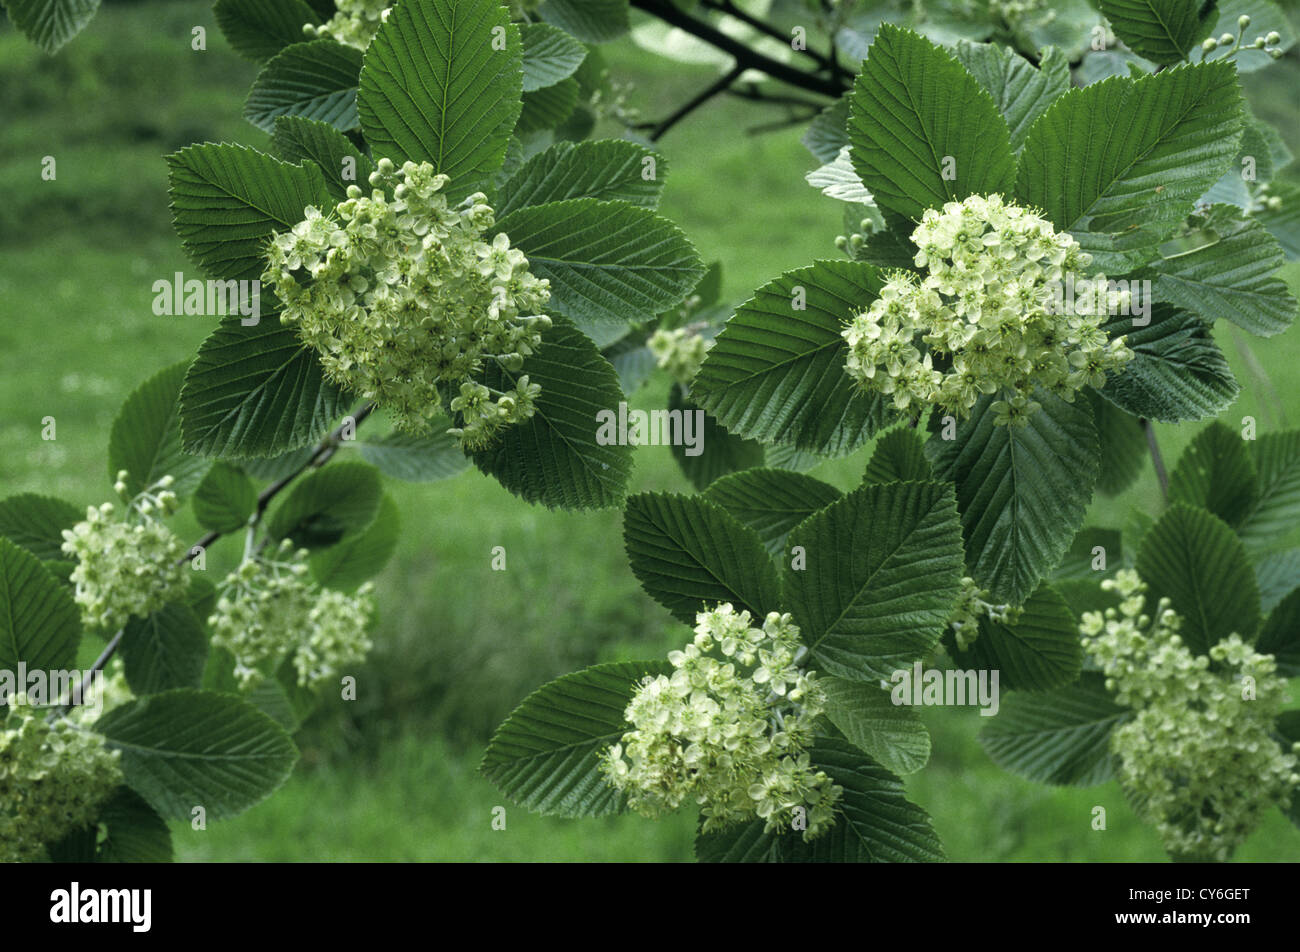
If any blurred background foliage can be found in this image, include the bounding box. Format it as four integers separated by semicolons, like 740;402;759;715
1;0;1298;861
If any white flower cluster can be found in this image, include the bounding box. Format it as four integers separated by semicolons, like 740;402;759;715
0;700;122;862
263;158;552;448
647;326;712;386
601;604;841;840
209;541;375;690
1081;569;1300;862
842;194;1133;426
947;576;1018;651
303;0;389;51
60;473;188;633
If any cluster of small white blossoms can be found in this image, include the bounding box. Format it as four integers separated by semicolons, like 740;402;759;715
263;158;552;448
209;540;375;690
947;576;1018;651
1201;15;1286;60
303;0;389;51
647;325;712;386
601;604;842;840
841;194;1133;426
0;699;122;862
1081;570;1300;862
60;472;188;633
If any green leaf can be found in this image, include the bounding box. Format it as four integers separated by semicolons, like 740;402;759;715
623;492;783;624
494;198;703;336
667;384;764;492
806;146;873;206
357;426;469;482
521;21;586;91
272;115;377;200
120;601;208;695
94;788;174;863
1136;503;1261;653
864;426;931;484
785;481;965;683
1098;0;1218;65
539;0;629;43
1257;587;1300;676
694;817;784;863
95;689;298;822
1151;207;1297;337
979;673;1128;786
109;362;210;500
821;677;931;775
1256;547;1300;613
1239;431;1300;551
214;0;321;62
0;536;80;676
953;41;1070;151
480;660;668;818
1054;526;1124;580
1098;305;1238;423
0;0;99;54
166;142;330;283
192;461;257;534
802;97;850;164
495;140;664;216
703;468;842;557
244;39;363;134
266;460;382;548
1168;420;1258;527
0;494;82;562
691;260;892;457
781;737;945;862
471;318;633;510
1088;389;1146;496
847;24;1015;220
1016;63;1244;271
357;0;522;203
926;390;1100;605
517;77;579;134
955;583;1082;691
310;491;399;591
180;314;349;459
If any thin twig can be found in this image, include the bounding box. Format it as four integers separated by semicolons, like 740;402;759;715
648;66;745;141
1141;418;1169;501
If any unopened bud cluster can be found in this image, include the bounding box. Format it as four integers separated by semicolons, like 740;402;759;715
648;326;712;387
209;541;375;690
303;0;389;50
601;603;841;840
842;194;1133;426
1081;570;1300;862
263;158;552;448
60;473;187;633
0;700;122;862
1201;14;1286;59
948;576;1018;651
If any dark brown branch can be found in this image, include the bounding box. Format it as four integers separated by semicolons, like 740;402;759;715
630;0;848;98
701;0;835;72
646;65;745;141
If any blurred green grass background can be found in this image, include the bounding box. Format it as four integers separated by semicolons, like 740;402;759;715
2;0;1298;862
